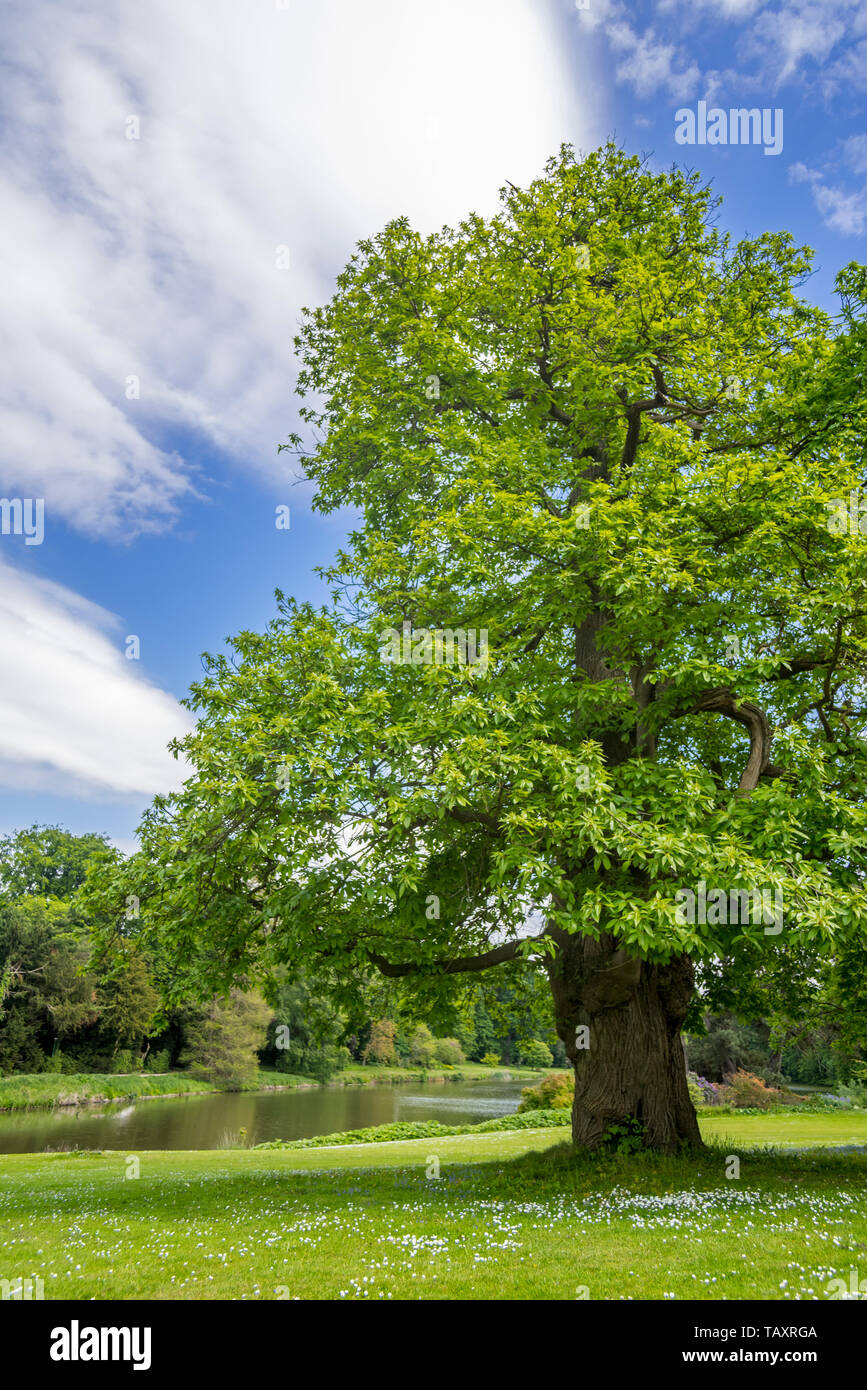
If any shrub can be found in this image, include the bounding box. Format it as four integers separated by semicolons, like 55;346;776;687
147;1049;171;1073
717;1068;804;1109
408;1023;437;1067
480;1052;500;1067
601;1115;646;1155
517;1070;573;1112
433;1037;465;1066
254;1107;572;1149
687;1071;720;1107
362;1018;398;1066
112;1049;134;1074
518;1039;553;1069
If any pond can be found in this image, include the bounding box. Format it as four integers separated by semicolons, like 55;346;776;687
0;1078;532;1154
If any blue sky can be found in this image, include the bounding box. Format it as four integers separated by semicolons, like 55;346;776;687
0;0;865;851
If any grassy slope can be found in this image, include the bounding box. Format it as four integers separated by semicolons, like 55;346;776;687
0;1064;545;1112
0;1073;215;1110
0;1113;864;1300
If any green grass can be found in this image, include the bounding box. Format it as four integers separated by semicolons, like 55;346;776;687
700;1110;867;1148
0;1072;215;1112
0;1063;546;1112
259;1063;548;1088
0;1112;864;1300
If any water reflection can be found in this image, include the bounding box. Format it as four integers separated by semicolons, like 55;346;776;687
0;1079;530;1154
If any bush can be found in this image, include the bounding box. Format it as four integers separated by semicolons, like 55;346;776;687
687;1070;721;1107
517;1039;553;1069
433;1037;465;1066
480;1052;500;1067
717;1068;804;1109
146;1049;171;1073
517;1070;573;1112
362;1018;398;1066
687;1073;704;1108
254;1107;572;1150
112;1049;134;1074
408;1023;437;1067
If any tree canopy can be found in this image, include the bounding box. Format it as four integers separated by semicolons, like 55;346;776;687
85;144;867;1147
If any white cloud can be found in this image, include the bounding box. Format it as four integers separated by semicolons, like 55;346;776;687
745;4;848;86
607;25;701;99
812;183;867;235
0;556;192;797
659;0;765;16
0;0;588;540
789;136;867;235
788;162;824;185
842;133;867;174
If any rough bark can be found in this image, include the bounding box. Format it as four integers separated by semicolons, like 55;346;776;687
547;931;703;1153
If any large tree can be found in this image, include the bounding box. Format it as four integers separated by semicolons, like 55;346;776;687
87;145;867;1150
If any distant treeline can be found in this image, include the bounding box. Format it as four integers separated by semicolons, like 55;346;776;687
1;824;862;1089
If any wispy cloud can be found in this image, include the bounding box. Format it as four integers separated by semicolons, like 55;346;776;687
1;0;585;541
789;137;867;236
0;556;192;798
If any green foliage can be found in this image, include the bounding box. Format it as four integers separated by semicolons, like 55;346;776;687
181;989;271;1088
263;972;351;1081
146;1049;171;1073
686;1071;705;1108
78;144;867;1134
433;1036;465;1065
516;1039;553;1068
97;943;159;1053
480;1052;500;1067
112;1049;134;1074
0;824;111;900
469;997;498;1061
253;1106;571;1149
362;1018;398;1066
717;1069;805;1109
408;1022;437;1066
600;1116;646;1155
517;1071;574;1112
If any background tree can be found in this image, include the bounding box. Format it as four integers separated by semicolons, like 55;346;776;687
362;1018;398;1066
85;145;867;1151
261;970;351;1081
96;943;159;1062
181;989;270;1088
0;825;109;899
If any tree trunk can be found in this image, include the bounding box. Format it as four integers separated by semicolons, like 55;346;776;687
547;932;703;1153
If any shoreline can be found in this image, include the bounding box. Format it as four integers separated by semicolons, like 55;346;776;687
0;1066;546;1114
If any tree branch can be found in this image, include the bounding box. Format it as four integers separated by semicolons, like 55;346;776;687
369;937;527;977
690;688;774;792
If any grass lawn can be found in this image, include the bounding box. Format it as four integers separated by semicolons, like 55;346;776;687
0;1072;215;1111
0;1112;864;1301
0;1064;546;1112
700;1110;867;1148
